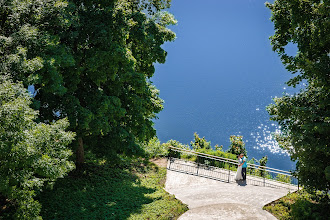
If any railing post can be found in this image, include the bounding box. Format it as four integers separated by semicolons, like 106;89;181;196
228;164;230;183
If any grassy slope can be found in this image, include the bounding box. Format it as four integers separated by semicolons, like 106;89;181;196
34;160;188;220
263;190;328;220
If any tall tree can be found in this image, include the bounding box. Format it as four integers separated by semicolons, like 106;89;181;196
266;0;330;192
1;0;176;164
0;76;75;219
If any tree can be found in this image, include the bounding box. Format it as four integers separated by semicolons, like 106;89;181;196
266;0;330;193
227;135;247;156
0;76;75;219
0;0;177;165
258;156;268;177
190;132;212;150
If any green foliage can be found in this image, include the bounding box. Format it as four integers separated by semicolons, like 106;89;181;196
163;133;237;166
141;137;167;158
227;135;247;156
258;156;268;177
266;0;329;87
264;190;329;220
259;156;268;167
0;76;75;219
266;0;330;193
248;157;257;165
276;174;291;184
190;132;212;150
35;159;188;220
163;134;294;183
290;199;329;220
215;144;223;151
161;134;295;184
194;148;237;170
246;158;255;173
0;0;177;163
268;85;330;192
264;203;291;220
162;139;189;150
195;148;237;161
162;133;237;165
162;139;189;158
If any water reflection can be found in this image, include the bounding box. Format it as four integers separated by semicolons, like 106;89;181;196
250;122;288;155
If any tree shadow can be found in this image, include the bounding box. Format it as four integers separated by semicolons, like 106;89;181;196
37;163;157;220
0;194;16;220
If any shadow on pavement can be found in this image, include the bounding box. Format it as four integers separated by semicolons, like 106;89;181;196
236;180;247;186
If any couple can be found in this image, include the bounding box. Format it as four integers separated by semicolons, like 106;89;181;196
235;153;247;181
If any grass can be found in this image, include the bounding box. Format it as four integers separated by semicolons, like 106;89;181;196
263;190;329;220
1;158;188;220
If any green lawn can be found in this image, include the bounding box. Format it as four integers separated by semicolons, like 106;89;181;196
34;159;187;219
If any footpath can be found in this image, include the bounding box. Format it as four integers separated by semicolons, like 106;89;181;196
164;159;297;220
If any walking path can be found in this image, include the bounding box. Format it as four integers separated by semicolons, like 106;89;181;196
165;159;297;220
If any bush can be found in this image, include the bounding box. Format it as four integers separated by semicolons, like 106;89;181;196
162;139;189;158
259;156;268;177
264;190;329;220
276;174;291;184
0;77;75;219
142;137;167;158
290;194;329;220
227;135;247;156
194;148;237;168
190;132;211;150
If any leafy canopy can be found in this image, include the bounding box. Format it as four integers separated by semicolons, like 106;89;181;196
0;76;75;219
0;0;177;162
266;0;330;193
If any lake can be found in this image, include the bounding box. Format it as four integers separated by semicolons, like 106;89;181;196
151;0;298;171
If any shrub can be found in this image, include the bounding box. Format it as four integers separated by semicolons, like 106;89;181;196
290;194;329;220
276;174;291;184
259;156;268;177
162;139;189;158
264;190;329;220
190;132;211;150
142;137;167;158
194;148;237;168
227;135;247;156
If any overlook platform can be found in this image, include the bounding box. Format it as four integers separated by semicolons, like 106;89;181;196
165;158;297;220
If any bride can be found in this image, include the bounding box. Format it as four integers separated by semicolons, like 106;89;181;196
235;155;243;180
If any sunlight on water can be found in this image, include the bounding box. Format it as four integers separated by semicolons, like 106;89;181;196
250;122;288;155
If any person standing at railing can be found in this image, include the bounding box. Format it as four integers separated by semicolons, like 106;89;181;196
241;153;247;180
235;155;243;180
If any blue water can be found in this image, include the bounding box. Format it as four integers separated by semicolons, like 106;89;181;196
152;75;297;171
151;0;299;171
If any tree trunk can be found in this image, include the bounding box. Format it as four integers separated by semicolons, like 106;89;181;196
76;137;85;166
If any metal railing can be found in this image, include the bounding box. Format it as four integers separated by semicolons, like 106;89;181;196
167;146;298;190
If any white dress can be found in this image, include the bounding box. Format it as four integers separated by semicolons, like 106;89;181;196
235;158;243;180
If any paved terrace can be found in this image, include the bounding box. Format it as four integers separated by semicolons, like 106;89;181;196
165;159;297;220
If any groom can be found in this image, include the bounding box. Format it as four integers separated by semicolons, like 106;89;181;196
240;153;247;180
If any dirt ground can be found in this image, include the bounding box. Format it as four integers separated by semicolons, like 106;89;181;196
150;158;168;168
